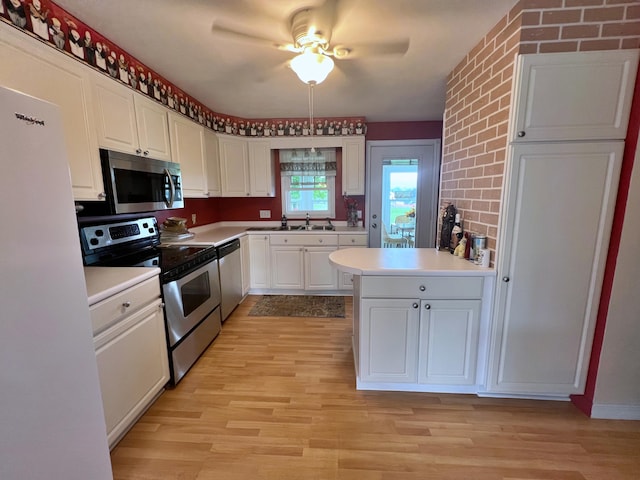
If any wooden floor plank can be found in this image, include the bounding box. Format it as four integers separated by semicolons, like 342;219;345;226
110;295;640;479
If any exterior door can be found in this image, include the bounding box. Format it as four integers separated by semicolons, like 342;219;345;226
366;140;440;248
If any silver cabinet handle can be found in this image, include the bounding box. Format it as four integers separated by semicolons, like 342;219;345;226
517;131;525;138
122;301;131;308
135;148;142;154
97;192;107;199
424;304;431;310
319;239;323;243
412;303;419;309
159;302;165;309
371;223;377;229
419;285;426;292
143;150;149;156
502;276;510;282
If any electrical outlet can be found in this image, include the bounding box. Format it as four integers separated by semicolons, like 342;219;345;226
259;210;271;219
191;213;197;225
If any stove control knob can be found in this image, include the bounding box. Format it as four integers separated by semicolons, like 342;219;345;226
90;238;99;246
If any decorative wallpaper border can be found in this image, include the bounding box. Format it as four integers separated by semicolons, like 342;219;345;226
1;0;367;137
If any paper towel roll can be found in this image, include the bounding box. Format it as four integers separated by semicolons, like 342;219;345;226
480;248;490;267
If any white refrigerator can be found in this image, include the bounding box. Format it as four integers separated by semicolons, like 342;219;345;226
0;86;113;478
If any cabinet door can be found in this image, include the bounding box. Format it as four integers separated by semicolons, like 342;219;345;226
133;95;172;161
488;142;622;396
360;299;419;383
511;50;638;142
168;112;206;197
204;129;221;197
92;74;139;154
418;300;481;385
219;135;250;196
249;235;270;289
304;247;338;290
0;24;103;200
248;139;275;197
93;300;169;448
240;235;250;295
271;246;304;289
342;136;365;195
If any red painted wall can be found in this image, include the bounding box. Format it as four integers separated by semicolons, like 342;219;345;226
366;121;443;141
155;124;443;228
571;61;640;416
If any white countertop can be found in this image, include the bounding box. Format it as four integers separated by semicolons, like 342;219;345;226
162;223;366;247
329;248;495;276
84;266;161;306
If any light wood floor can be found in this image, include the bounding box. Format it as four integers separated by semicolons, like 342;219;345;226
110;295;640;479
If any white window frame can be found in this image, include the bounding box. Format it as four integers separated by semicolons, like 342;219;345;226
281;175;335;219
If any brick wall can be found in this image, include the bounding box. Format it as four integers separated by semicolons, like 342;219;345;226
440;0;640;264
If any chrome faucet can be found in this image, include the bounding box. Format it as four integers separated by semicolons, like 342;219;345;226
281;214;287;228
305;213;310;226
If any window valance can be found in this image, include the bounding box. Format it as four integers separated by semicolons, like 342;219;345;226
279;148;336;176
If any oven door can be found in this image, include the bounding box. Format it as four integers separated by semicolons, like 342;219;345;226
162;259;221;347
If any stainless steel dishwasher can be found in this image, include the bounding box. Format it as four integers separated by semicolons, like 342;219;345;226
217;239;243;321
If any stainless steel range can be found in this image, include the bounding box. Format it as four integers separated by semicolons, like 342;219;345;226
79;216;221;385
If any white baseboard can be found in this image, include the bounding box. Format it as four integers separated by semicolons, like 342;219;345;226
591;403;640;420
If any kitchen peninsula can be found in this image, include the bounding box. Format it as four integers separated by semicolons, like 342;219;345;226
329;248;495;394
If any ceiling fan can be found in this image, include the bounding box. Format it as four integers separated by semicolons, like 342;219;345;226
211;0;410;85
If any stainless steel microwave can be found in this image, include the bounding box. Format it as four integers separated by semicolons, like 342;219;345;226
100;149;184;214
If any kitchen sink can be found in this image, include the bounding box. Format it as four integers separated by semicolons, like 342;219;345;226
247;224;335;231
311;225;335;231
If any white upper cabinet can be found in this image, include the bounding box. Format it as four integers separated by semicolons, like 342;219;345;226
218;135;274;197
168;112;206;197
219;134;250;196
93;73;171;161
342;136;365;195
0;23;103;201
203;129;222;197
248;139;275;197
511;50;639;142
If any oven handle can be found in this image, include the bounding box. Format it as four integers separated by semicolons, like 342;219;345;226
164;168;175;207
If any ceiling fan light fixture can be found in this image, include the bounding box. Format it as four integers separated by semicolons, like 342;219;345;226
290;49;334;85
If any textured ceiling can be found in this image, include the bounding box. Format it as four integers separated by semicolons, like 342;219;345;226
53;0;517;122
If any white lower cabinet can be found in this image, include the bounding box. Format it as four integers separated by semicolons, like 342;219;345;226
90;277;169;449
356;276;484;392
249;235;271;290
418;299;481;385
269;234;338;292
240;235;251;295
360;299;419;383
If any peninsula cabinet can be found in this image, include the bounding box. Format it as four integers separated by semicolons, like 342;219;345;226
0;22;103;201
356;275;484;391
92;73;172;161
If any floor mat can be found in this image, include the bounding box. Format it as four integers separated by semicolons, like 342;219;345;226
248;295;345;318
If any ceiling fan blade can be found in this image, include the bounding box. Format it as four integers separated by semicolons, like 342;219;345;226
211;21;294;51
332;39;410;59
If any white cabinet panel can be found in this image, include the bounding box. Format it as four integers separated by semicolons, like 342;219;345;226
204;129;221;197
418;300;480;385
93;74;171;161
134;95;172;161
342;136;365;195
249;235;270;289
511;50;638;142
240;235;250;295
219;134;250;196
0;23;103;200
488;142;622;396
360;299;419;383
304;247;338;290
168;112;206;197
248;139;275;197
271;246;304;289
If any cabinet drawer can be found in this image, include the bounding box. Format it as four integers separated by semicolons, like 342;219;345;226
361;276;483;299
339;234;368;246
90;276;161;335
269;234;337;246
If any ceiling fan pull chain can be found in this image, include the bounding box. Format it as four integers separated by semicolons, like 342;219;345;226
309;83;316;153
